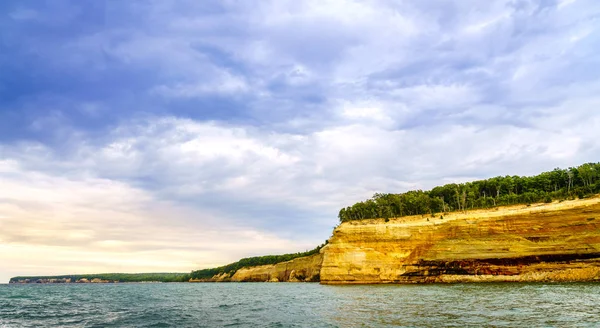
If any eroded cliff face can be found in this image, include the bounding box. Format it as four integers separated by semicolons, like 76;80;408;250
189;198;600;284
230;253;323;282
321;197;600;284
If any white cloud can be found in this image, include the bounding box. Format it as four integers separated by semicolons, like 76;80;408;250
340;103;390;123
6;99;600;230
389;84;481;111
558;0;577;9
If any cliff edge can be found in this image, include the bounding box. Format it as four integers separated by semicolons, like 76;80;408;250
320;197;600;284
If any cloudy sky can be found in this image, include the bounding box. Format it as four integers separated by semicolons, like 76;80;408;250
1;0;599;282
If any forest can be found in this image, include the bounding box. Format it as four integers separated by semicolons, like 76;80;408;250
189;242;326;280
338;162;600;222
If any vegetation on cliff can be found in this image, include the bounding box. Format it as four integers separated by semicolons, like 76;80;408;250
338;163;600;222
189;243;326;280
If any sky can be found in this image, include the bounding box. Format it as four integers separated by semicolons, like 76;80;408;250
1;0;599;282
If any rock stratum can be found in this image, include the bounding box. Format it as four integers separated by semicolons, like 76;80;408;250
320;197;600;284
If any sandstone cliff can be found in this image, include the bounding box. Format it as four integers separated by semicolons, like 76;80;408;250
230;253;323;282
321;197;600;284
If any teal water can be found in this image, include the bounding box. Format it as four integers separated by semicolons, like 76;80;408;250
1;282;599;327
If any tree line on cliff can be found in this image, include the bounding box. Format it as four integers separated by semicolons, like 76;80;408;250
338;162;600;222
188;242;326;280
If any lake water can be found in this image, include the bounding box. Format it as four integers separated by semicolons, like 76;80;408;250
1;282;599;327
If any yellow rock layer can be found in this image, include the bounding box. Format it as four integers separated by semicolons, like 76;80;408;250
320;197;600;284
230;253;323;282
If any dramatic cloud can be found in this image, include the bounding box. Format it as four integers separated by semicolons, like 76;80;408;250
1;0;599;282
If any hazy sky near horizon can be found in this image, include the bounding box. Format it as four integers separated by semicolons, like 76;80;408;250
1;0;600;282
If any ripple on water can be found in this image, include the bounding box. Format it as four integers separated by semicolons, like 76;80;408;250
1;282;600;327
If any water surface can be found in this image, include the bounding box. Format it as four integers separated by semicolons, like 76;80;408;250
1;282;599;327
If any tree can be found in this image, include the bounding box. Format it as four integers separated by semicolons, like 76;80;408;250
338;162;600;223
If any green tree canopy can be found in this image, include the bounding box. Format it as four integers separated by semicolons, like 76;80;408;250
338;163;600;223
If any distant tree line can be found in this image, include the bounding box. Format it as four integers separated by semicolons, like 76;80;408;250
10;272;189;283
189;242;327;280
338;163;600;223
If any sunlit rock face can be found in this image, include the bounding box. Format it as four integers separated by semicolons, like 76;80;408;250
194;198;600;284
230;253;323;282
320;197;600;284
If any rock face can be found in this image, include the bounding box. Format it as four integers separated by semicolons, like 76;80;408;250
230;253;323;282
320;197;600;284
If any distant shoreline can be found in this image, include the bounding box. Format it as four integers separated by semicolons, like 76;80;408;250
8;273;188;284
